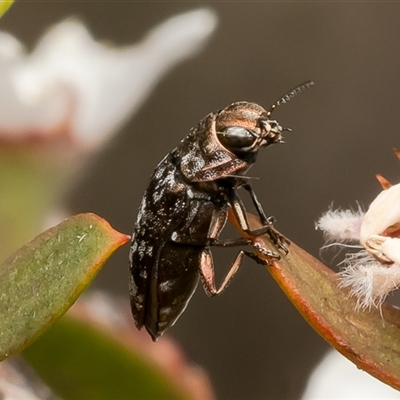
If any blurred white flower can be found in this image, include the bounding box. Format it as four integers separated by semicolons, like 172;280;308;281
302;350;400;399
0;356;57;400
317;172;400;310
0;9;218;251
0;8;217;150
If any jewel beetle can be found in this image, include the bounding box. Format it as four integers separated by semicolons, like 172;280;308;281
129;81;314;340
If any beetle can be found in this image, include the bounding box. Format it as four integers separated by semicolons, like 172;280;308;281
129;81;314;341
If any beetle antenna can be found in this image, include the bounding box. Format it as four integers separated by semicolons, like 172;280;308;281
267;80;314;116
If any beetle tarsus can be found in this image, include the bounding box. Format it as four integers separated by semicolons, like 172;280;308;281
252;242;280;260
266;227;290;255
244;250;271;266
266;215;277;225
209;237;251;247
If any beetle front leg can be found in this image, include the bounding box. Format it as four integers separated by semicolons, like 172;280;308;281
241;182;290;250
229;186;289;254
239;182;271;225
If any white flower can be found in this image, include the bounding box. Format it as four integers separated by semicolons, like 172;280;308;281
317;179;400;310
0;9;218;239
0;9;218;151
302;350;400;400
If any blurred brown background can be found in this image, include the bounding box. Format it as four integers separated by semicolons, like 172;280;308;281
3;2;400;399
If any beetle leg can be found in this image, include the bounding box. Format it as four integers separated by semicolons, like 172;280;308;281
209;237;250;247
243;249;271;265
239;182;270;225
209;237;280;259
200;248;240;296
243;182;290;249
200;248;274;297
228;186;289;254
207;205;279;257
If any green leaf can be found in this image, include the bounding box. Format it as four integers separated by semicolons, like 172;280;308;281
0;149;71;261
0;213;129;361
0;0;13;18
230;210;400;392
24;315;189;400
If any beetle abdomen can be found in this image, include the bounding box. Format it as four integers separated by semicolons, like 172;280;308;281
129;154;188;333
144;243;201;340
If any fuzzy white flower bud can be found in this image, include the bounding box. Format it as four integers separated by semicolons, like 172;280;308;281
317;181;400;309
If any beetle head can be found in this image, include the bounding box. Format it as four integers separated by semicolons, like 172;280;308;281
216;102;285;158
216;81;314;159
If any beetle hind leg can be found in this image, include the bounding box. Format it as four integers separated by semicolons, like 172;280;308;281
199;248;245;297
199;247;275;298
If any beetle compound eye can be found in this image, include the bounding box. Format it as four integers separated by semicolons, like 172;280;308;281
217;126;257;152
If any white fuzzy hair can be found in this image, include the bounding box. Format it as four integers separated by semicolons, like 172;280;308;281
316;207;364;243
339;250;400;310
317;205;400;310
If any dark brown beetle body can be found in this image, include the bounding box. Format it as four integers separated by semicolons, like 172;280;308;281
129;82;314;340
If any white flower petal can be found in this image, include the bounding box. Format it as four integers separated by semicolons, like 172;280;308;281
360;183;400;246
318;183;400;309
378;236;400;265
302;350;400;399
0;31;24;60
0;9;218;149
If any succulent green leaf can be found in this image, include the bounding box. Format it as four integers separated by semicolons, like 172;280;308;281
24;315;189;400
229;210;400;392
0;213;129;360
